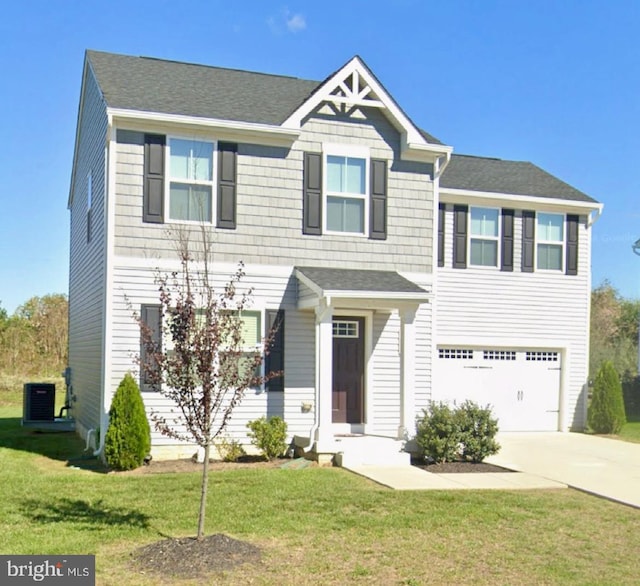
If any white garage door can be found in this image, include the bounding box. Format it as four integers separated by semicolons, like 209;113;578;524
435;348;561;432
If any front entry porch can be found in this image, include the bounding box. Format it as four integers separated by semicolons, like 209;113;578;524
293;433;411;467
294;266;431;465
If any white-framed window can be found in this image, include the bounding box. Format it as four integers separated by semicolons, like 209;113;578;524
469;207;499;267
324;144;369;235
536;212;564;271
167;137;215;222
223;310;264;387
163;308;265;388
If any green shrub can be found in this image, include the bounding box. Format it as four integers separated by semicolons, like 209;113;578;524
415;402;460;463
246;416;288;461
588;361;627;434
455;400;500;462
215;436;246;462
104;373;151;470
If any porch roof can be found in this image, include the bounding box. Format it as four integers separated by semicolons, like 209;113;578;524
295;266;429;309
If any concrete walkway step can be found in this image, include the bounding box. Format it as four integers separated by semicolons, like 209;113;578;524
333;435;410;468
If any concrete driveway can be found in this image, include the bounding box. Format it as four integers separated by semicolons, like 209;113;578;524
487;432;640;509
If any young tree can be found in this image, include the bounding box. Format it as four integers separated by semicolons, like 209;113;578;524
137;234;281;540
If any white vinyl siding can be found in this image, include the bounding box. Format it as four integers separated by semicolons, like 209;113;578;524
437;205;591;430
68;67;108;436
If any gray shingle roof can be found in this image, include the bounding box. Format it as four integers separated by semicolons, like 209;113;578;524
87;50;320;126
86;50;444;144
441;154;598;203
85;51;597;204
296;266;427;294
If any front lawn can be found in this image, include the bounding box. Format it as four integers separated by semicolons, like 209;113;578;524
619;418;640;443
0;402;639;585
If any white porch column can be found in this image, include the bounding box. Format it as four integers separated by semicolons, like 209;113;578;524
398;307;417;440
315;301;334;451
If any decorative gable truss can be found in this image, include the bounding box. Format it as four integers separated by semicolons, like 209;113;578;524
282;57;452;166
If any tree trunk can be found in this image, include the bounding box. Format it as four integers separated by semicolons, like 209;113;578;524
197;442;211;540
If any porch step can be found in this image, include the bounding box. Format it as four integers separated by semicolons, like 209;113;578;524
333;435;411;468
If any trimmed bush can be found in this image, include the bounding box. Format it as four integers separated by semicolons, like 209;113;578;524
215;436;246;462
415;402;460;463
455;400;500;462
588;361;627;434
246;416;288;461
415;400;500;463
104;373;151;470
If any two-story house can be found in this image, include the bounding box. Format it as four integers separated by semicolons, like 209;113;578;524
67;50;602;464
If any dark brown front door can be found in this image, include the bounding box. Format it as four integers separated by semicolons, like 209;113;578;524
332;317;365;424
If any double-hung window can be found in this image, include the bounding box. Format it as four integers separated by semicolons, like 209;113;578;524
168;138;214;222
536;212;564;270
469;207;499;267
220;310;263;388
325;146;368;234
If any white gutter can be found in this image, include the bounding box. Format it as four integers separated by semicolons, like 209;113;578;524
108;108;300;148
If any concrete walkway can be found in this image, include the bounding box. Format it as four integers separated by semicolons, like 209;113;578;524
343;432;640;506
344;464;566;491
486;432;640;509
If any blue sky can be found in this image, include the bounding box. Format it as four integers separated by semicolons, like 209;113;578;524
0;0;638;313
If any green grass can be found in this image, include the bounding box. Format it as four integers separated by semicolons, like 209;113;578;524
1;403;639;585
619;419;640;443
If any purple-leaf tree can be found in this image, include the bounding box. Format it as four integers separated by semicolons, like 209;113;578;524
136;233;281;540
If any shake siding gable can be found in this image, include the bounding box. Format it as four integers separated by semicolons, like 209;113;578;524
112;108;434;274
68;67;109;436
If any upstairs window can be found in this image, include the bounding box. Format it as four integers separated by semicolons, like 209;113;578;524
168;138;214;222
536;212;564;270
469;207;499;266
325;153;368;234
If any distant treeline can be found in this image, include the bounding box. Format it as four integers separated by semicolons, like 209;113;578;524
590;281;640;381
0;294;68;377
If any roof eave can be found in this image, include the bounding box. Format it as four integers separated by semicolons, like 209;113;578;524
108;108;301;147
439;186;602;212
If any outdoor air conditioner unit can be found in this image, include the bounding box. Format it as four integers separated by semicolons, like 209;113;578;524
23;383;56;422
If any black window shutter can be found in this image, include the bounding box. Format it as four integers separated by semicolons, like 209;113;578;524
501;209;514;272
217;142;237;229
566;214;579;275
143;134;165;224
266;310;285;392
452;204;468;269
140;304;162;391
437;203;445;267
369;159;387;240
303;152;323;235
521;210;535;273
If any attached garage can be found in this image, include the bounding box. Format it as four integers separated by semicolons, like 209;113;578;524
434;347;561;432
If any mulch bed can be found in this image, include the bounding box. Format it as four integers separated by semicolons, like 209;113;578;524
412;459;515;473
133;533;261;579
115;455;295;475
